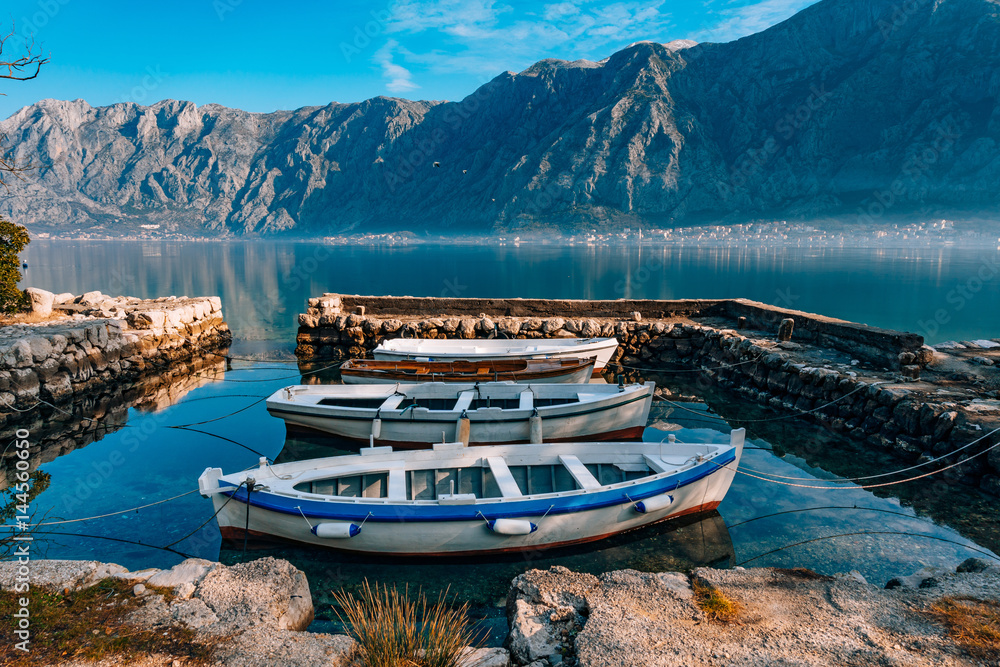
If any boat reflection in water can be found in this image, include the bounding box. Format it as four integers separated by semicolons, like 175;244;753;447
220;505;734;637
0;353;227;489
227;431;734;638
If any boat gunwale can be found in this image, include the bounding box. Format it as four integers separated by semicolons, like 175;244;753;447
212;447;737;522
265;382;654;423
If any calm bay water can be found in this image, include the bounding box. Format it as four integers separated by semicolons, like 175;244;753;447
20;240;1000;346
6;240;1000;632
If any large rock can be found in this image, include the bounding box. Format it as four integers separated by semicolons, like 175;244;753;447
0;559;128;592
76;290;105;306
25;287;54;317
196;556;314;631
145;557;217;589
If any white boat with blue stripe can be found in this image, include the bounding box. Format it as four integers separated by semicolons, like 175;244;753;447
197;429;745;556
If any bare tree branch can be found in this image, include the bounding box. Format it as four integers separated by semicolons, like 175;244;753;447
0;22;48;188
0;24;50;82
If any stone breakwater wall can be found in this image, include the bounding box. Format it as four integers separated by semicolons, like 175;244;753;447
298;294;926;371
0;292;231;430
295;294;1000;497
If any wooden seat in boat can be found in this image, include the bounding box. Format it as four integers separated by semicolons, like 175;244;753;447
558;454;601;489
643;455;672;474
388;468;407;500
486;457;523;498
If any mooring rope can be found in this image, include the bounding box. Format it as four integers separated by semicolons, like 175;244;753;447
735;426;1000;483
612;353;766;374
737;531;1000;566
0;489;200;528
705;427;1000;490
651;380;888;425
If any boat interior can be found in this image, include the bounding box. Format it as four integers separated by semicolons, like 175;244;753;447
283;382;645;413
287;444;715;502
292;457;653;500
379;338;605;353
345;359;588;373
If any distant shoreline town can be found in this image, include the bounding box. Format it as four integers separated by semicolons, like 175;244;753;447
23;219;1000;248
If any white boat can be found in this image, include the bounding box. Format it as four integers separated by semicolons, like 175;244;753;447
265;381;655;447
197;429;745;556
339;358;595;385
373;337;619;371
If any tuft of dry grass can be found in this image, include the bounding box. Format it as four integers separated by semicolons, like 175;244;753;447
692;578;742;624
0;578;212;666
927;596;1000;662
0;310;68;326
332;580;483;667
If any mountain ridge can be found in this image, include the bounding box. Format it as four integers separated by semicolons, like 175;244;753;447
1;0;998;236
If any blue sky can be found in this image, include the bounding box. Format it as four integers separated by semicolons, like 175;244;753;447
0;0;816;117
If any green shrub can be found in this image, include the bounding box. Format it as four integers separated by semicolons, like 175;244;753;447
0;217;29;314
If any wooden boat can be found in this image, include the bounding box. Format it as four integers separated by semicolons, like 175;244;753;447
339;358;595;385
265;381;655;447
373;337;619;371
197;429;745;556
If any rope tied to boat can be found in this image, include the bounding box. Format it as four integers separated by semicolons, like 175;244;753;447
702;425;1000;490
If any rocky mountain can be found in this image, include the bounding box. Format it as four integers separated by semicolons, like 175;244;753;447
1;0;999;235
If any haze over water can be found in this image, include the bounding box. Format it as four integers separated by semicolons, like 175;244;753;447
21;240;1000;346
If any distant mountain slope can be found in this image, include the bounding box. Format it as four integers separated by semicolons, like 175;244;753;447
1;0;998;235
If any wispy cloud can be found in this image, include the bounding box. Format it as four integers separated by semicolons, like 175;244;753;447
374;39;420;93
382;0;675;78
698;0;816;43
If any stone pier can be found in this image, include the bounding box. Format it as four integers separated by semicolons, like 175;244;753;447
295;293;1000;497
0;291;231;431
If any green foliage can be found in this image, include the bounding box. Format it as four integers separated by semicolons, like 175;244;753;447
0;217;29;314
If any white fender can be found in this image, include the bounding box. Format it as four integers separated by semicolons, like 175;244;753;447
488;518;537;535
634;493;674;514
455;415;471;445
371;417;382;439
312;522;361;538
528;413;543;444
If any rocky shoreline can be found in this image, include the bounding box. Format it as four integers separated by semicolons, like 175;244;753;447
294;294;1000;497
0;290;231;431
2;556;997;666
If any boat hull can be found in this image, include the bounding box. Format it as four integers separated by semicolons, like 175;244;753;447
340;359;595;385
266;383;654;445
217;501;722;556
208;451;738;556
373;338;619;370
281;423;646;448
